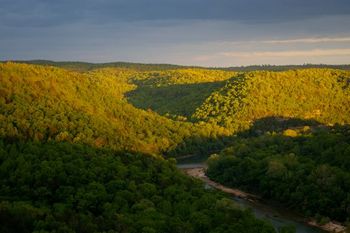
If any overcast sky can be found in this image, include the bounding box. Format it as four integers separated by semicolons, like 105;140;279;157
1;0;350;66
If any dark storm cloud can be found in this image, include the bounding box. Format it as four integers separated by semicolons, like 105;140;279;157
1;0;350;27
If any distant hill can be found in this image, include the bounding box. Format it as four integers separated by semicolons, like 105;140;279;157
2;60;349;72
1;60;197;72
224;64;350;71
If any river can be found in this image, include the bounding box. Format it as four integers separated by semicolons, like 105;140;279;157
176;160;324;233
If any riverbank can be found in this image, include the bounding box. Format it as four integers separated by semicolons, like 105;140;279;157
183;167;259;200
182;166;346;233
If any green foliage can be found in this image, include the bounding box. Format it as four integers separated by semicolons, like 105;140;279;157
127;69;235;117
207;124;350;222
278;225;296;233
0;140;277;233
0;63;230;156
127;82;226;117
193;69;350;131
130;69;236;86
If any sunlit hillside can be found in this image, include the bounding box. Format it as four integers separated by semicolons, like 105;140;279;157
193;69;350;131
0;63;229;156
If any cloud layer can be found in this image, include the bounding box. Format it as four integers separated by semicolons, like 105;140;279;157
1;0;350;66
1;0;350;26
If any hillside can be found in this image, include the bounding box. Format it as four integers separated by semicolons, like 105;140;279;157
0;63;229;156
193;69;350;131
2;63;348;157
127;69;236;117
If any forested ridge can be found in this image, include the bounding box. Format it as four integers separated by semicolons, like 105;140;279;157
0;63;230;156
193;69;350;131
6;60;350;72
4;60;199;72
1;61;350;232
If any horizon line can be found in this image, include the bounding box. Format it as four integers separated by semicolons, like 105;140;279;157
2;59;350;69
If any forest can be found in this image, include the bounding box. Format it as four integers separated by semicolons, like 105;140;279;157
0;63;230;157
0;140;279;233
206;122;350;223
192;69;350;131
1;61;350;232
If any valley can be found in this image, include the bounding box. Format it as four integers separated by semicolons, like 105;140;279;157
0;61;349;232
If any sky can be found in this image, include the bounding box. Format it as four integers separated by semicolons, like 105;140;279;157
1;0;350;67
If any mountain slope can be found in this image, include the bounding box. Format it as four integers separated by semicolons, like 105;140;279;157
193;69;350;131
0;63;229;156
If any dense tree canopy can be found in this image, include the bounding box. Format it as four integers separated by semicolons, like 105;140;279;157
193;69;350;131
0;63;230;156
127;69;235;117
0;140;277;233
207;124;350;223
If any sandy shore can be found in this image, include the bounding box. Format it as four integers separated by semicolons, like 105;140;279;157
183;167;259;200
308;220;346;233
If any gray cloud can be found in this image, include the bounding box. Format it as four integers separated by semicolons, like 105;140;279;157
1;0;350;27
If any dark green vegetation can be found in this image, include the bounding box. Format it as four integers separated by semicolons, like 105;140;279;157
127;69;235;117
0;140;277;233
127;82;224;118
207;120;350;223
